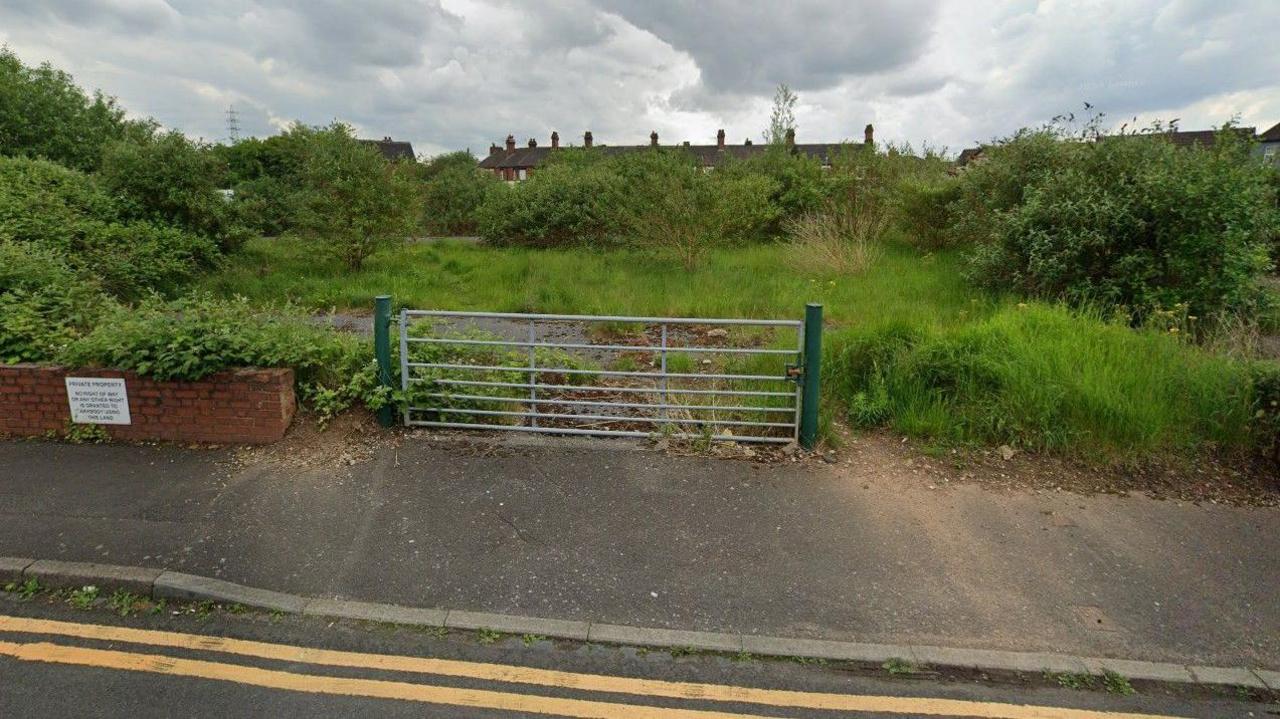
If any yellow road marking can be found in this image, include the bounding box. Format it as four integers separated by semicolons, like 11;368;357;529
0;639;782;719
0;615;1185;719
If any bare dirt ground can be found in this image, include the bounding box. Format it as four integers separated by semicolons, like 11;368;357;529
236;410;1279;507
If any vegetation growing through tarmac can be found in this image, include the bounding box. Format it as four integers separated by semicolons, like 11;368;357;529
2;50;1278;470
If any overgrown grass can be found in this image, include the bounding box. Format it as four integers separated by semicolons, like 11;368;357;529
202;236;1278;462
827;304;1265;461
201;237;990;329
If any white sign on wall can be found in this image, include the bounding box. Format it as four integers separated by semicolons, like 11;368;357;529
65;377;132;425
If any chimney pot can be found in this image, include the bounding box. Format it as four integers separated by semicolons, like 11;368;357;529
528;138;537;148
650;130;658;146
785;128;795;148
505;134;515;152
384;136;391;142
489;143;499;156
584;130;593;148
864;123;874;145
551;131;560;149
716;129;725;149
745;138;752;146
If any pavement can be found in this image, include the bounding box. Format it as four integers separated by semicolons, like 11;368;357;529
0;434;1277;674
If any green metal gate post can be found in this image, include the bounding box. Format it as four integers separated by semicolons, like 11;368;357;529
798;303;823;449
374;294;395;428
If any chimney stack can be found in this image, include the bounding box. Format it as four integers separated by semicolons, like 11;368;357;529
505;134;515;152
716;129;725;149
785;128;795;148
864;123;874;145
745;139;752;146
551;131;560;149
650;130;658;146
489;143;499;156
528;138;537;148
584;130;593;148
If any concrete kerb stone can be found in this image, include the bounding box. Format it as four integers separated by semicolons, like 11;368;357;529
1254;669;1280;691
304;598;449;628
24;560;161;595
910;645;1089;676
1186;665;1269;689
1078;657;1197;684
588;624;742;653
1;557;1274;692
445;610;590;641
741;634;913;665
153;571;307;614
0;557;34;584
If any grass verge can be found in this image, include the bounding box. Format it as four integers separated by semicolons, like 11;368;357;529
827;303;1273;462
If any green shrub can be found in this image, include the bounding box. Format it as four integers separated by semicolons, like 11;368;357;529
719;146;825;229
62;294;358;381
0;156;116;249
416;151;496;235
0;241;111;363
476;153;629;247
827;304;1262;461
897;176;959;249
625;162;779;269
77;222;220;300
0;156;219;300
956;127;1278;319
216;131;312;236
99;131;244;250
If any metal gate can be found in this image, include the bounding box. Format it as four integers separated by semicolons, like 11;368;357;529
391;306;822;445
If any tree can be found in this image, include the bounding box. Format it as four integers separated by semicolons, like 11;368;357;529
763;84;798;145
0;47;150;172
293;123;420;270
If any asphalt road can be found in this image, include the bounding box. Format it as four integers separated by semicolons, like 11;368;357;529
0;596;1270;719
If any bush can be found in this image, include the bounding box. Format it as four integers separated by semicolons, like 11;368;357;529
827;304;1263;461
956;127;1278;319
215;131;312;236
77;222;220;300
719;146;825;229
99;131;244;250
897;176;959;249
624;157;778;269
0;156;116;248
0;241;111;363
292;123;420;270
416;151;495;235
476;152;629;247
0;156;219;300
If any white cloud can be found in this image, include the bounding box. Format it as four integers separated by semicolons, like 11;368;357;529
0;0;1276;156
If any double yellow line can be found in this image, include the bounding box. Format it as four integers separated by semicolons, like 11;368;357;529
0;615;1185;718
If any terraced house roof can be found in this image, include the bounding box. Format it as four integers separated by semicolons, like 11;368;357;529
478;126;874;172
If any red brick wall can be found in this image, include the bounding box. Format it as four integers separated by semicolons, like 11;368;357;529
0;365;295;444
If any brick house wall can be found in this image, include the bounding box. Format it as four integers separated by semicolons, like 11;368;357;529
0;365;295;444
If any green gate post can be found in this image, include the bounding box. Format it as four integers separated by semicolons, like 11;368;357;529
374;294;395;428
798;303;823;450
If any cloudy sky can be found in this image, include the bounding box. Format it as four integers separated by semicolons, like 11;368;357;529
2;0;1278;157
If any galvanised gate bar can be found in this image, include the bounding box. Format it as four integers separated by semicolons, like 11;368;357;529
393;307;822;445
